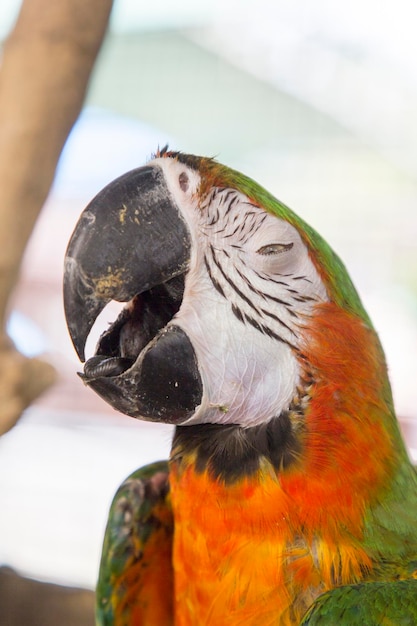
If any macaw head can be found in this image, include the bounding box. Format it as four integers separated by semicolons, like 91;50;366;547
64;149;394;436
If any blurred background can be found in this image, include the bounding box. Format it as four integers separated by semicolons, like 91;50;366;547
0;0;416;601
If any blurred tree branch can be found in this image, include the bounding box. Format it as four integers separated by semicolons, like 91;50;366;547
0;567;95;626
0;0;113;433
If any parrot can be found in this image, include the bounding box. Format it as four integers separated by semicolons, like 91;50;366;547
63;147;417;625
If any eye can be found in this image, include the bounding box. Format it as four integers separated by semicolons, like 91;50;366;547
256;242;293;256
179;171;189;192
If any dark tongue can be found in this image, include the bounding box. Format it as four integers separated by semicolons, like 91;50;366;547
82;356;135;380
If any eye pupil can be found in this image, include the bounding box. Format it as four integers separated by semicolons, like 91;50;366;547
257;243;293;256
179;172;189;192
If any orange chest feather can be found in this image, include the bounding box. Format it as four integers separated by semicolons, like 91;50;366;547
169;464;372;626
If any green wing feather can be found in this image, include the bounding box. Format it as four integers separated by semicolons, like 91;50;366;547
96;460;174;625
300;579;417;625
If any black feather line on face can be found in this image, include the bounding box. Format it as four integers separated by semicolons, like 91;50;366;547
208;244;261;315
205;244;299;349
204;255;226;297
242;310;298;350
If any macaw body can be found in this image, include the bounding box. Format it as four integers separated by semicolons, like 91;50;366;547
64;150;417;625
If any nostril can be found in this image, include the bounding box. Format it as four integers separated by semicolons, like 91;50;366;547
179;172;189;192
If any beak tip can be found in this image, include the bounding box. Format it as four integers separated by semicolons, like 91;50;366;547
75;346;86;363
64;259;109;365
66;321;86;362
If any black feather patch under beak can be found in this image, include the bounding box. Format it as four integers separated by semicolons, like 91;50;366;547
63;165;203;423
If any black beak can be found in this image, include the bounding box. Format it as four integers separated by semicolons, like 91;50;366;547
64;164;202;423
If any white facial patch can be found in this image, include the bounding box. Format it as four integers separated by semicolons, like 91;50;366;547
150;159;328;427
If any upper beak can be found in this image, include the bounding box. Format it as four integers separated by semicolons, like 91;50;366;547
63;164;202;423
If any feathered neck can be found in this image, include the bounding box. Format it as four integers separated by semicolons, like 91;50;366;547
171;302;404;533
